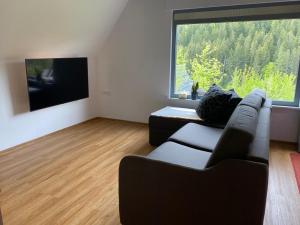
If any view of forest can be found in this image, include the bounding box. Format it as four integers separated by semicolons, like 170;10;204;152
175;19;300;101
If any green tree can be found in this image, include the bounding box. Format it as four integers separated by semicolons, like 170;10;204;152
176;46;186;65
190;45;224;90
227;63;296;101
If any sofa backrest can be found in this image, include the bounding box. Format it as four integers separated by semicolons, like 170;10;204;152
252;88;267;105
206;104;258;167
206;89;270;168
238;92;263;110
246;102;271;164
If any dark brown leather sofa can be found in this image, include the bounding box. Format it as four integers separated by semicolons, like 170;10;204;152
119;90;271;225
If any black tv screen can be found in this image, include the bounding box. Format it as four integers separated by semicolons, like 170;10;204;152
25;57;89;111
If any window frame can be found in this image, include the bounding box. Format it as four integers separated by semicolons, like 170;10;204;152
170;1;300;107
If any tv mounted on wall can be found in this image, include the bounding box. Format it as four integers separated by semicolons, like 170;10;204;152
25;57;89;111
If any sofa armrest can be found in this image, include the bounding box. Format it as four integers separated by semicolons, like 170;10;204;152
119;155;268;225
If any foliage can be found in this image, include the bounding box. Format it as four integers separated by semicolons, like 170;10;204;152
175;64;186;93
190;45;223;90
176;46;186;65
227;63;296;101
175;19;300;101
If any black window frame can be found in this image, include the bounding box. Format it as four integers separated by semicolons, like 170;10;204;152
170;1;300;107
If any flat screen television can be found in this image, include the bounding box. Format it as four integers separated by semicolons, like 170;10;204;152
25;57;89;111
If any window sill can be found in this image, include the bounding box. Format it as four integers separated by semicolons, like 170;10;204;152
272;105;300;110
170;97;300;110
169;97;199;101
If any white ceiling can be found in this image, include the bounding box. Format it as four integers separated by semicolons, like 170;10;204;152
0;0;128;59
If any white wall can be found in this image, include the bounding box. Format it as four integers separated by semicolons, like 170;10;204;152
96;0;300;143
0;0;128;151
0;0;128;59
271;106;300;143
0;57;98;151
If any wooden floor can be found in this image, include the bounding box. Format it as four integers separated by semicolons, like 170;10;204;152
264;142;300;225
0;118;299;225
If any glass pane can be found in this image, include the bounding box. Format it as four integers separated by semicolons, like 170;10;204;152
175;19;300;102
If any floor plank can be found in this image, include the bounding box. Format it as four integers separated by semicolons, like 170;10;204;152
264;142;300;225
0;118;299;225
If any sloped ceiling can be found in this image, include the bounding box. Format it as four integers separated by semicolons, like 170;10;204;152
0;0;128;59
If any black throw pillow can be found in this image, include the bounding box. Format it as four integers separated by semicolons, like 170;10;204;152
196;84;232;123
226;89;242;118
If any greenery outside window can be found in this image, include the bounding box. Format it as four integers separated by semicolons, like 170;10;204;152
171;2;300;106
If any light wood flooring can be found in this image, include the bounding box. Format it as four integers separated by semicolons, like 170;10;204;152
0;118;299;225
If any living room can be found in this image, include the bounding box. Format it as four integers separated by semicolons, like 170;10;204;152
0;0;300;225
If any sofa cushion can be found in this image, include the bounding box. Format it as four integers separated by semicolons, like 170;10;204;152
147;141;211;170
252;88;266;105
206;105;258;167
247;107;270;164
196;84;232;123
239;93;263;111
168;123;223;152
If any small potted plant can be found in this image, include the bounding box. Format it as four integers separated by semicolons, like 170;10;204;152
191;82;199;100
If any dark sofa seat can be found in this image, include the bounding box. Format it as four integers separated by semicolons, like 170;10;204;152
168;123;223;152
147;141;211;170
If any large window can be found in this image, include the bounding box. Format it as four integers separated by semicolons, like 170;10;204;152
171;2;300;106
